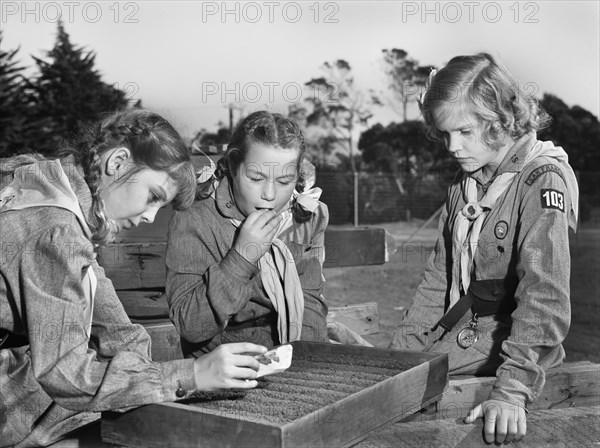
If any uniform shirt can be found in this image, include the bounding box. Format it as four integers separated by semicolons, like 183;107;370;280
166;176;329;356
0;158;197;448
390;132;576;408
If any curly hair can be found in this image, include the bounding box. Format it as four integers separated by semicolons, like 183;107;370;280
198;111;312;222
57;109;196;245
421;52;551;150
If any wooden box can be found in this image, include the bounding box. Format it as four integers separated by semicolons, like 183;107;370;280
101;342;448;448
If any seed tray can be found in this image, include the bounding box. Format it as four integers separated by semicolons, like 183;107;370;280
102;341;448;448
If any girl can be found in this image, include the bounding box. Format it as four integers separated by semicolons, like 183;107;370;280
166;111;330;357
389;53;579;444
0;109;266;448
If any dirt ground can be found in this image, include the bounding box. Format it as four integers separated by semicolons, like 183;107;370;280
324;220;600;363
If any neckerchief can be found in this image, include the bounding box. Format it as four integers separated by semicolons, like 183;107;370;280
0;159;97;337
449;137;579;309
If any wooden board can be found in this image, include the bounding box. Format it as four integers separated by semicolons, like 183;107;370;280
98;228;395;290
327;302;380;336
137;301;381;362
398;361;600;425
323;228;395;268
101;342;448;448
357;405;600;448
441;361;600;413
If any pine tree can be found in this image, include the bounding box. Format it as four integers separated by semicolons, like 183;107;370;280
28;21;129;154
0;31;51;156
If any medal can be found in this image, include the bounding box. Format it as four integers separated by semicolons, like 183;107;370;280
457;313;479;349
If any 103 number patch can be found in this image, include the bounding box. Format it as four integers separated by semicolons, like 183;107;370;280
541;189;564;212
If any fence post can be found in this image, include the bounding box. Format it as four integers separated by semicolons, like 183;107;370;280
353;171;359;227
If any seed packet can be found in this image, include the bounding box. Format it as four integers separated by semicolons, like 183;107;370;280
254;344;293;378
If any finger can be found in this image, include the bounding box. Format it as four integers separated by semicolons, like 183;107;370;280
253;209;278;228
515;414;527;442
505;413;518;443
495;410;508;445
230;366;259;380
464;404;482;423
229;378;259;389
484;406;498;444
263;212;283;231
223;342;268;355
233;354;262;371
242;209;266;226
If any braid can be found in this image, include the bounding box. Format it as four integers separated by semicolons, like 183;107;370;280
82;146;119;245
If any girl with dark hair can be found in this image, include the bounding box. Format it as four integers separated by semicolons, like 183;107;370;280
389;53;579;444
0;109;266;448
166;110;330;357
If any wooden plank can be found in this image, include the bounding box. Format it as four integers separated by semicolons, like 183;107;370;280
97;243;166;289
102;342;448;448
139;301;382;362
324;228;393;268
397;361;600;425
99;228;395;290
117;290;168;319
436;362;600;417
143;322;182;362
327;302;380;336
356;406;600;448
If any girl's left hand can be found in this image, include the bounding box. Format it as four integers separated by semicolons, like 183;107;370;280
464;399;526;444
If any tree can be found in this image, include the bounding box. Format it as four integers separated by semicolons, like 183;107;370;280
376;49;435;122
359;120;452;179
304;59;373;172
0;32;52;156
27;21;130;154
539;93;600;171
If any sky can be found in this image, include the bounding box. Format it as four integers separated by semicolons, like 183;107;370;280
3;1;599;139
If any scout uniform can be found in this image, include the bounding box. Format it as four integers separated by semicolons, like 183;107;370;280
390;132;579;409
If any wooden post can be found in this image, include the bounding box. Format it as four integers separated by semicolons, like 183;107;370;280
354;170;359;227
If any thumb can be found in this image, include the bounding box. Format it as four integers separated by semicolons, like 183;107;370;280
464;404;483;424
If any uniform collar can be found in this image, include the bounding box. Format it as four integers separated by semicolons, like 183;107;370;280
471;132;537;187
214;176;246;221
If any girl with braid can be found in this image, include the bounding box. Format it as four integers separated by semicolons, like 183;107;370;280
0;109;267;448
166;111;334;357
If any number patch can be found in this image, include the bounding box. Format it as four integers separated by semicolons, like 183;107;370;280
541;189;564;212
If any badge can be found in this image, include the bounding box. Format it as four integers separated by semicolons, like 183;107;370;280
541;189;565;212
457;314;479;349
494;221;508;239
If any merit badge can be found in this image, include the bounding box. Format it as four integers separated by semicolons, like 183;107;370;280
457;314;479;349
494;221;508;239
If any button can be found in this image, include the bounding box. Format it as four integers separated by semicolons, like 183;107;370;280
492;290;499;297
175;383;186;398
226;201;234;208
497;246;504;253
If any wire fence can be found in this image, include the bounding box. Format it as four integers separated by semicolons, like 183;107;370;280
316;170;600;226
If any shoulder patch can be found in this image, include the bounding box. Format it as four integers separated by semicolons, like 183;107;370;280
541;188;565;212
525;164;565;186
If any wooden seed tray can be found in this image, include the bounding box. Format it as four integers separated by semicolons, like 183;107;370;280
102;341;448;448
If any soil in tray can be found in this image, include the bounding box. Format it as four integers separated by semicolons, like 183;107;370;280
183;352;417;424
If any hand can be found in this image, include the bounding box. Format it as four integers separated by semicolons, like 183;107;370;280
193;342;267;391
465;399;527;444
233;209;282;263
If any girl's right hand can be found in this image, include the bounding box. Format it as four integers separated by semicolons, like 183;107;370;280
233;209;282;263
193;343;267;390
